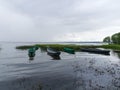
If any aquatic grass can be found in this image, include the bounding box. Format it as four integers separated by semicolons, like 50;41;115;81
16;45;35;50
16;44;120;51
16;45;41;50
100;44;120;50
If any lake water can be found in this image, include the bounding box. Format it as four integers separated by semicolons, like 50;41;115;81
0;42;120;90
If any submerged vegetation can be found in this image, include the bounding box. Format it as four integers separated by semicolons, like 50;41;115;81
16;44;120;51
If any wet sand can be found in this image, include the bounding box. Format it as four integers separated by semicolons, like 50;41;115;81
0;50;120;90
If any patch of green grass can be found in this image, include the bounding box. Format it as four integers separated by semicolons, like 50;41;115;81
100;44;120;50
16;45;34;50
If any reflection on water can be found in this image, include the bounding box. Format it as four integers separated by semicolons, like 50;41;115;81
111;51;120;59
47;53;61;60
117;53;120;58
47;54;61;60
29;57;34;60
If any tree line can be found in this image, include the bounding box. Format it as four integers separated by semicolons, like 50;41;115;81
103;32;120;44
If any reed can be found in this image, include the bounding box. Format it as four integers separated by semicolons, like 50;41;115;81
16;44;120;51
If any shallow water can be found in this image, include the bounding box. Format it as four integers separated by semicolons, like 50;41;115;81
0;42;120;90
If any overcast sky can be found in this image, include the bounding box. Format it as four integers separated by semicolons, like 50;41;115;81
0;0;120;42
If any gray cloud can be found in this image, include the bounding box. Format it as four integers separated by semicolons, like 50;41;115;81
0;0;120;42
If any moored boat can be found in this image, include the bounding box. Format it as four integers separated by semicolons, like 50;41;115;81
28;46;39;60
63;48;75;54
28;48;36;57
28;48;36;60
47;47;61;57
80;48;110;55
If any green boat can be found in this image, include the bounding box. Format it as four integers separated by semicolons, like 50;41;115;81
28;46;39;60
63;48;75;54
28;48;36;57
33;46;39;50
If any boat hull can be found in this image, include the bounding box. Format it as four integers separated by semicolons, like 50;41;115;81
80;48;110;55
47;48;61;56
63;48;75;54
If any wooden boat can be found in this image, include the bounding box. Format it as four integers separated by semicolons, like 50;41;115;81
28;48;36;60
47;47;61;57
33;46;39;50
28;48;35;57
28;46;39;58
80;48;110;55
63;48;75;54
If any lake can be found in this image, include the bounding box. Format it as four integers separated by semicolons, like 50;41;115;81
0;42;120;90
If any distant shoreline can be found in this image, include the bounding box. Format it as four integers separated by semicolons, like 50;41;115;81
0;41;104;43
